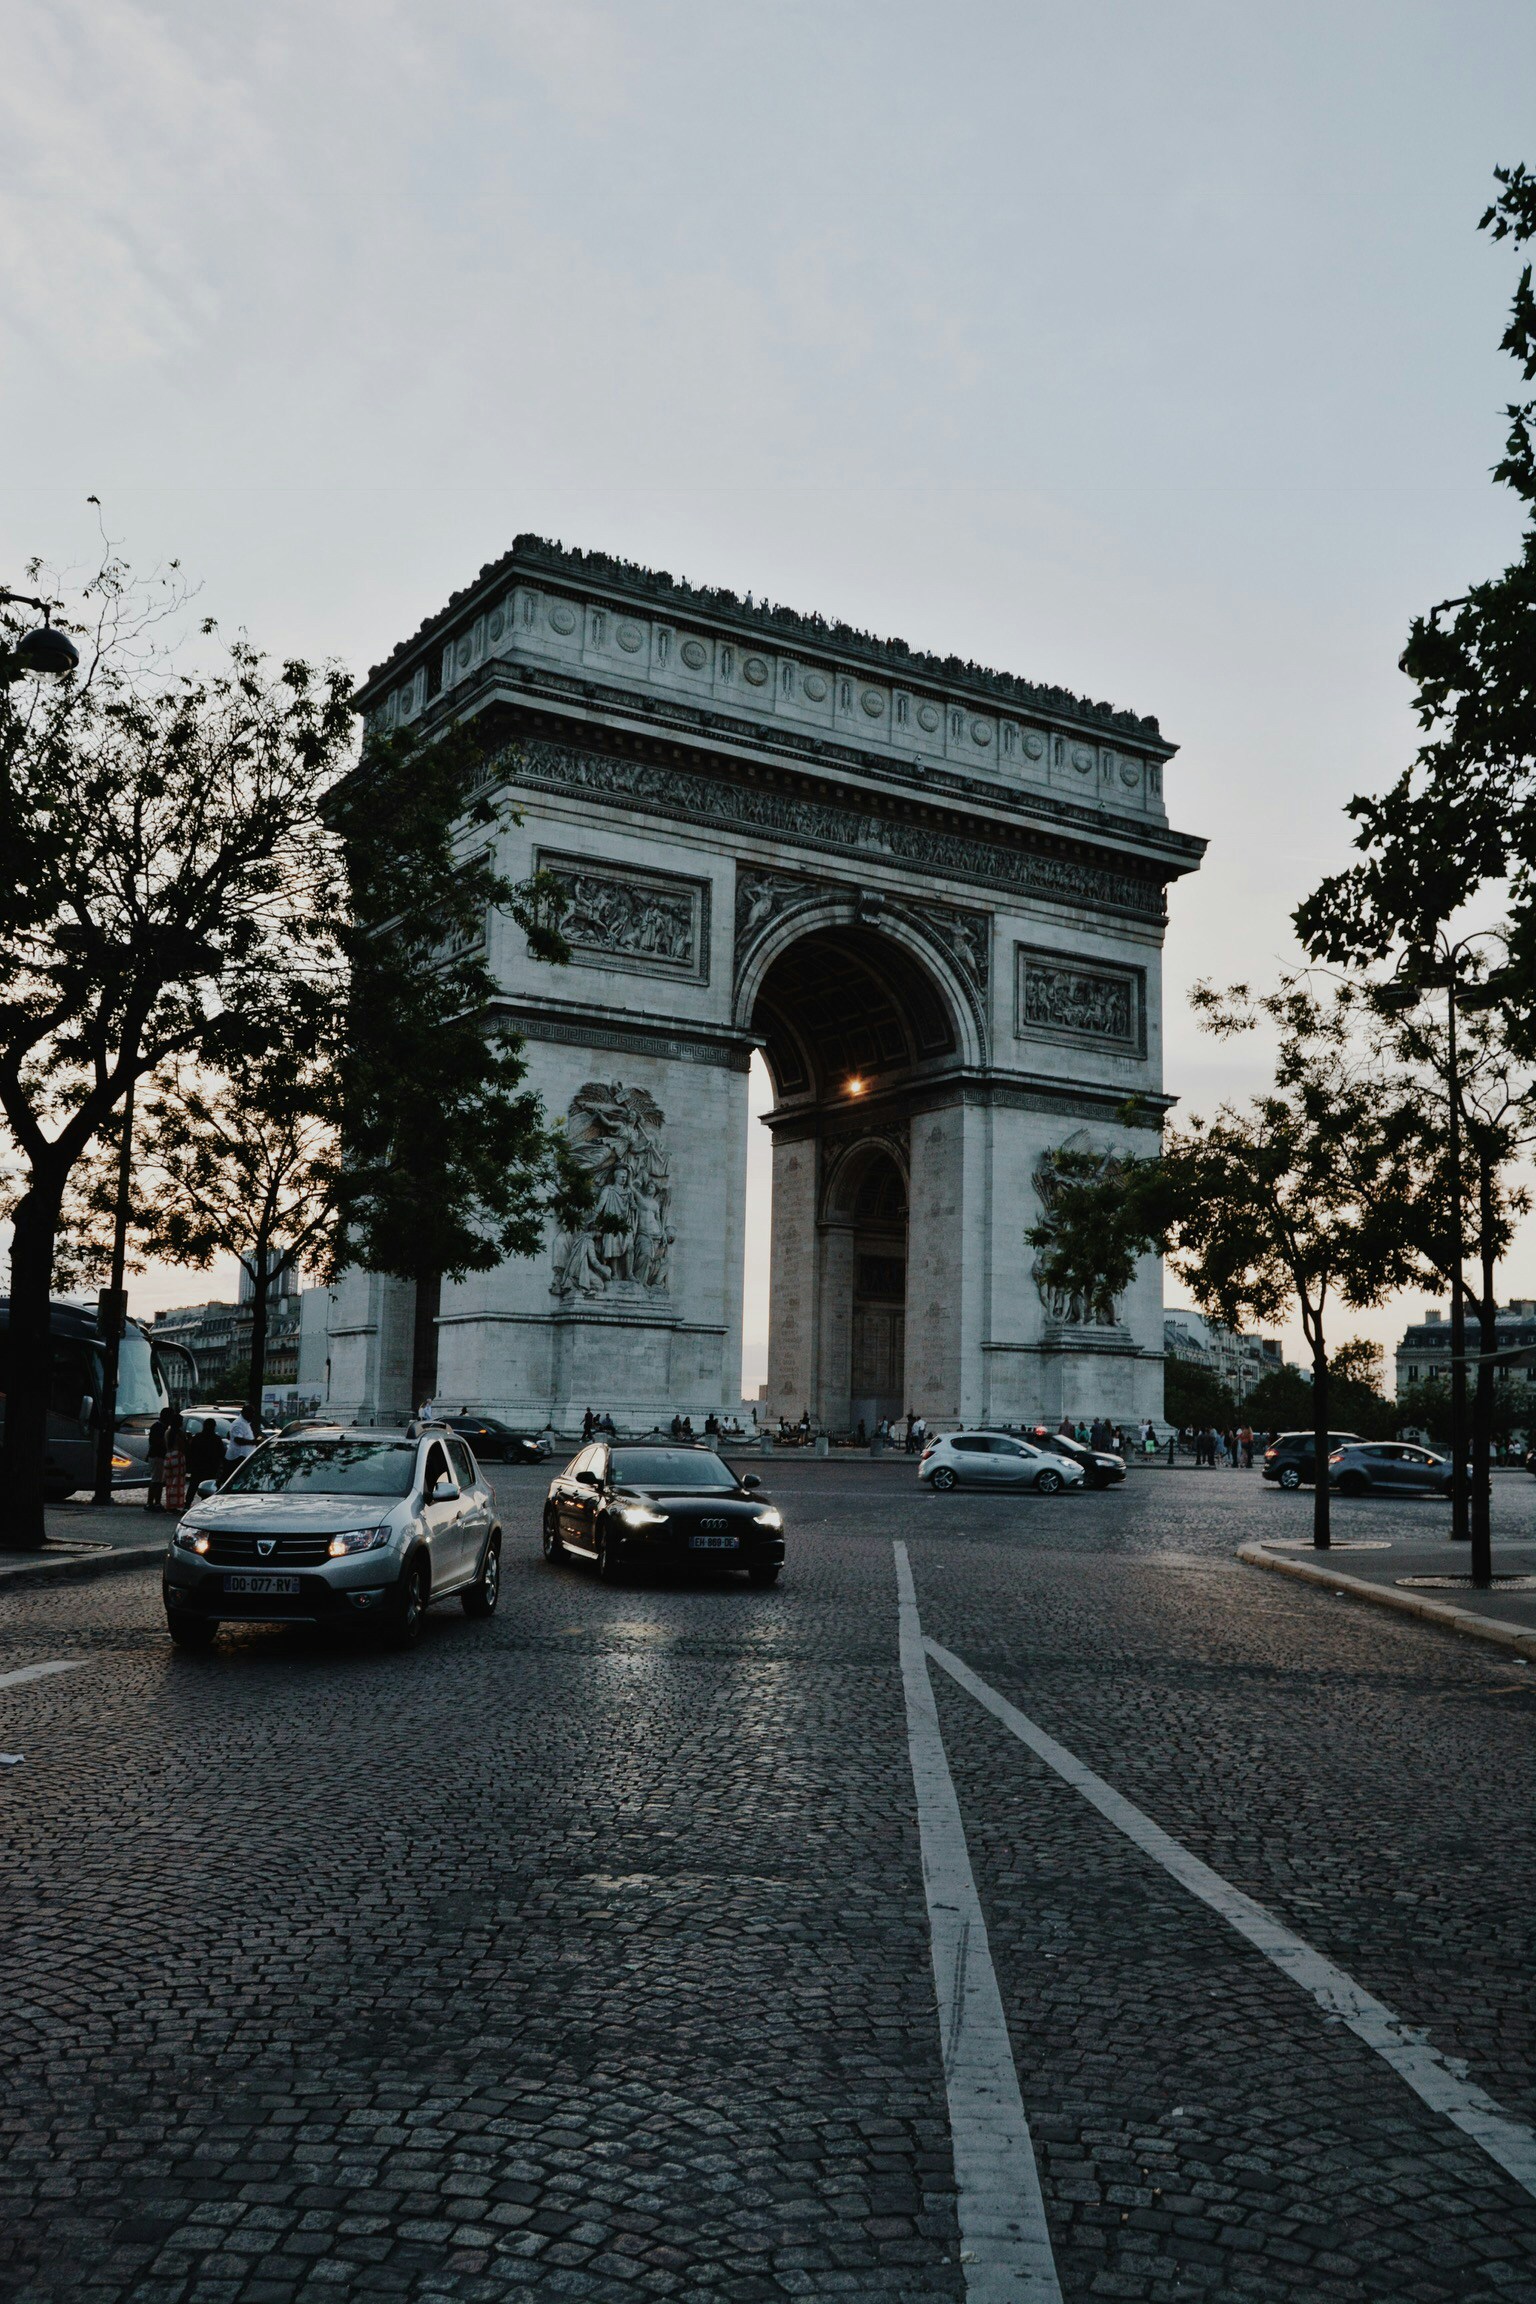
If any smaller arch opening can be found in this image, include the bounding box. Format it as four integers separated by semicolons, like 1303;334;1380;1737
829;1144;907;1437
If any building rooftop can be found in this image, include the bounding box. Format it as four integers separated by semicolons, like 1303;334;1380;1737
360;534;1170;746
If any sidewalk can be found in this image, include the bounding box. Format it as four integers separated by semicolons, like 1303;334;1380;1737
1240;1529;1536;1661
0;1491;166;1593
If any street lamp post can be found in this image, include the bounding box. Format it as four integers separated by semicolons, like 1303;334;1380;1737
0;589;80;681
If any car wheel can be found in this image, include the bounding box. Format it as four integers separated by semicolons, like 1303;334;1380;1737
1338;1474;1368;1497
462;1532;501;1618
748;1564;781;1588
542;1508;564;1562
384;1554;429;1649
166;1610;217;1649
596;1523;625;1583
1278;1466;1302;1491
930;1465;958;1492
1035;1468;1064;1495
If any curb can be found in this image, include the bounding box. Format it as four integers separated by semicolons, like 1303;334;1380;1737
1237;1542;1536;1662
0;1543;165;1595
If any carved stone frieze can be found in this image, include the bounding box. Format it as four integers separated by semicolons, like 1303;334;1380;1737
1015;946;1144;1053
538;851;708;982
552;1082;674;1302
503;738;1163;921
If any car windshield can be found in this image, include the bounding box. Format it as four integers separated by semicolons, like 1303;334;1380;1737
610;1447;738;1491
223;1439;418;1497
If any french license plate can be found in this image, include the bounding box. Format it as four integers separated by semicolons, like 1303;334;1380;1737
690;1531;739;1551
222;1573;301;1595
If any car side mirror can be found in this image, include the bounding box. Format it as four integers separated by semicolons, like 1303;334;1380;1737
429;1477;459;1505
196;1479;218;1499
78;1393;95;1433
575;1468;600;1489
741;1472;761;1490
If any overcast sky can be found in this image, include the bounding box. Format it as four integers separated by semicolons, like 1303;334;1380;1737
5;0;1534;1386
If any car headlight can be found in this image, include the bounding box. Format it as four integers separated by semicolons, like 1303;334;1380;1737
327;1525;393;1556
174;1522;210;1553
753;1506;783;1529
618;1504;669;1528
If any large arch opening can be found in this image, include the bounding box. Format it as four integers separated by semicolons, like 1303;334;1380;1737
741;919;965;1433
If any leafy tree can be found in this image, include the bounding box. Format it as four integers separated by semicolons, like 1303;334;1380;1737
1296;165;1536;972
0;558;578;1544
323;720;585;1408
128;1006;339;1415
1029;982;1431;1546
0;561;353;1543
1163;1356;1236;1433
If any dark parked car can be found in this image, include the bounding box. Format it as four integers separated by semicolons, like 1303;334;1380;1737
444;1415;549;1465
1027;1427;1126;1489
1328;1441;1453;1497
543;1441;784;1585
1261;1431;1361;1489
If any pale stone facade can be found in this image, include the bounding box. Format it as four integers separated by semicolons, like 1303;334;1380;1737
334;538;1204;1432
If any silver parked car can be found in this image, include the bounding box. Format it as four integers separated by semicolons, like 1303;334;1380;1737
918;1430;1087;1495
1327;1441;1453;1497
161;1426;501;1650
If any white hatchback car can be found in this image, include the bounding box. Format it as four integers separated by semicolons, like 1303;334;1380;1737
161;1425;501;1650
918;1430;1087;1495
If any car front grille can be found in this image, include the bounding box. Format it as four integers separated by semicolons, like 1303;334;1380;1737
205;1532;335;1566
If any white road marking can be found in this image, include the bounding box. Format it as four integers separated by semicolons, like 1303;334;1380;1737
926;1633;1536;2205
0;1660;88;1692
893;1542;1063;2302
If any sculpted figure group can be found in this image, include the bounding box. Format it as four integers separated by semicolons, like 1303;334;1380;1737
554;1081;674;1298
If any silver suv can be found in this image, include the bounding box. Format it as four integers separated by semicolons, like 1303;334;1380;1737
161;1426;501;1650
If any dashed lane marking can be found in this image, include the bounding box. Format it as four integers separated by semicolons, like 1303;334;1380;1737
893;1543;1063;2302
0;1660;89;1693
926;1632;1536;2206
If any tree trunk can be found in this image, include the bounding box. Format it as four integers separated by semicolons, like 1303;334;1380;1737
0;1176;66;1549
1471;1157;1496;1589
1311;1338;1331;1551
411;1273;441;1414
246;1260;271;1423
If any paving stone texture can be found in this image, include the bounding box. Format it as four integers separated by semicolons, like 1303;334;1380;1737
0;1464;1532;2302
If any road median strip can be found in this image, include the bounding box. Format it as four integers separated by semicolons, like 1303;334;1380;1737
1238;1541;1536;1662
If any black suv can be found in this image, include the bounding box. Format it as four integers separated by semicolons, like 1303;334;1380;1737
1261;1431;1360;1489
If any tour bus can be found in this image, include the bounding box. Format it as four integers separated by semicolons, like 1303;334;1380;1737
0;1297;196;1501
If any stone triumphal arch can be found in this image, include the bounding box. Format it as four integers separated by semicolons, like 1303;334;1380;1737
331;538;1204;1431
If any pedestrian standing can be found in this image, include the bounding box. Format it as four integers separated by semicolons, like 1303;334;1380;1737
186;1417;225;1492
225;1404;258;1473
1239;1424;1254;1469
162;1408;188;1515
144;1407;170;1512
582;1406;595;1441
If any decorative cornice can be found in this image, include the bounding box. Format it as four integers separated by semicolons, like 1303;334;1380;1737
357;534;1172;748
503;734;1169;924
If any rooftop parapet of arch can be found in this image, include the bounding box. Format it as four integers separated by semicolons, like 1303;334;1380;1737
356;534;1172;753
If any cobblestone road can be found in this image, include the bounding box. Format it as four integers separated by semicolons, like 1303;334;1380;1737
1;1466;1532;2302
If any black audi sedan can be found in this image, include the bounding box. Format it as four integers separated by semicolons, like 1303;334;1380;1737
543;1441;784;1585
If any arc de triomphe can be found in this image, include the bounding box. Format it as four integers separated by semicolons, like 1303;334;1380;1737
330;537;1204;1432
